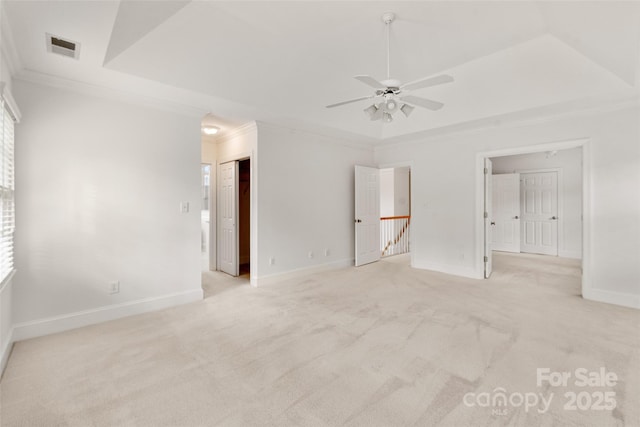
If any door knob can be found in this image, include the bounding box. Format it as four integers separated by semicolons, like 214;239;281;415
514;216;519;219
551;216;557;220
491;222;495;225
355;219;362;223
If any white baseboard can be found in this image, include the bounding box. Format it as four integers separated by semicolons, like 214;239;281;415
1;326;14;377
583;288;640;310
255;258;354;287
492;246;520;253
13;289;203;342
559;250;582;259
411;260;483;280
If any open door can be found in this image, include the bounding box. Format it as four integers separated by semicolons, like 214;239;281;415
219;161;238;276
355;165;380;266
492;173;521;253
484;158;493;278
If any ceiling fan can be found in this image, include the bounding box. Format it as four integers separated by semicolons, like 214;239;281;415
326;12;454;122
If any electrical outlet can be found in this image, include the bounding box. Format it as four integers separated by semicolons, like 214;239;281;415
308;251;314;259
108;281;120;295
269;257;275;266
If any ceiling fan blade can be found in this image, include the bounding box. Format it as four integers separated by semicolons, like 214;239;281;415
401;95;444;111
326;96;372;109
400;74;454;92
354;75;386;89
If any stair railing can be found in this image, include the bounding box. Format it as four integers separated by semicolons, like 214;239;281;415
380;215;410;257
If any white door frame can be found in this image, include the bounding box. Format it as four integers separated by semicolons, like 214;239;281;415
216;151;257;286
475;138;590;298
484;158;493;278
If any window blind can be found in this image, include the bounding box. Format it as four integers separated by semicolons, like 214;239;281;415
0;97;15;283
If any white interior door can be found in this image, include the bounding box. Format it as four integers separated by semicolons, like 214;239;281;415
520;172;558;256
219;161;238;276
492;173;521;253
355;165;380;266
484;158;493;278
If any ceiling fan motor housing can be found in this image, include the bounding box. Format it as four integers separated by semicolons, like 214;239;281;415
383;101;398;113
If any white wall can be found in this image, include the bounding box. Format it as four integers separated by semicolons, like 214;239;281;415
13;80;203;338
0;3;14;95
380;168;394;217
256;123;374;282
394;167;410;217
201;138;216;165
375;107;640;308
0;55;11;94
492;148;582;258
380;167;410;218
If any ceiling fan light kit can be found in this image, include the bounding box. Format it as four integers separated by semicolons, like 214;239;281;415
364;104;379;120
326;12;454;123
400;103;414;117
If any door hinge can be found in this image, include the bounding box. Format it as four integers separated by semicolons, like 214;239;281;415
484;212;488;218
484;256;488;262
484;167;488;174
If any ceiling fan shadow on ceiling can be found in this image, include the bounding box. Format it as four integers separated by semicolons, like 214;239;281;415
326;12;454;123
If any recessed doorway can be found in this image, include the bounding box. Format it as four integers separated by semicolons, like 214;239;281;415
238;159;250;276
477;138;589;298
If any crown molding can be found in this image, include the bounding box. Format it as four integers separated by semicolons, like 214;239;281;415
215;121;258;144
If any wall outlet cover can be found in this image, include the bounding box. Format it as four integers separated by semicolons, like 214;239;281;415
109;281;120;294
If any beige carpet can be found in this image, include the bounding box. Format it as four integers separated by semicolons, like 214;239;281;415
1;253;639;426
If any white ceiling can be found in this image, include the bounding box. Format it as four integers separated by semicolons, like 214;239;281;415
3;1;640;144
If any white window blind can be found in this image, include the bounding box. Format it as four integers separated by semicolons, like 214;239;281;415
0;97;15;283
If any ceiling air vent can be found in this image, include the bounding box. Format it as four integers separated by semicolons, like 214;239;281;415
46;33;80;59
